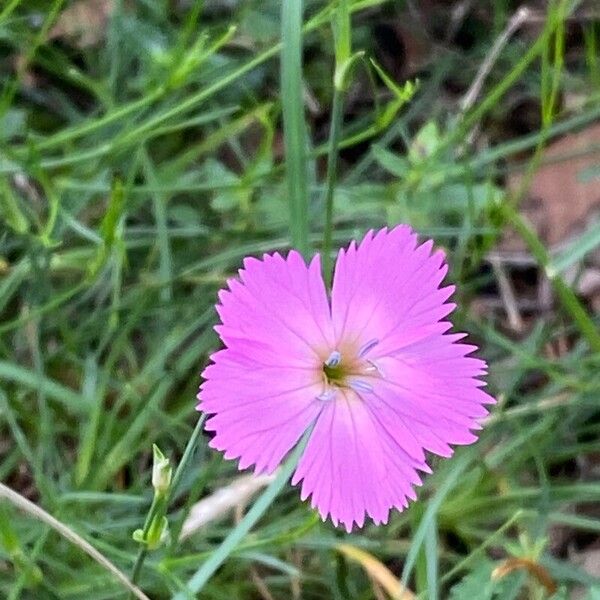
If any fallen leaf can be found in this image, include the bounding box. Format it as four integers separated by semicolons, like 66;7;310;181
49;0;114;48
491;557;557;595
503;122;600;256
179;473;275;540
336;543;415;600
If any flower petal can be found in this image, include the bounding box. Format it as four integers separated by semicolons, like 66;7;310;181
292;390;428;532
370;333;495;459
331;226;456;357
216;251;335;365
198;228;494;531
198;251;333;474
200;349;324;474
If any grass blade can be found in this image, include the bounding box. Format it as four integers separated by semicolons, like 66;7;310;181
281;0;309;255
174;427;313;598
0;483;150;600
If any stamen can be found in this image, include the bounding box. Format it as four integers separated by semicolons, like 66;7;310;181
358;338;379;358
325;350;342;367
365;360;383;376
349;379;373;394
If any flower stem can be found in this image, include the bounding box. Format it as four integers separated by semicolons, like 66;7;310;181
130;414;206;587
174;427;313;598
130;494;162;584
322;85;345;288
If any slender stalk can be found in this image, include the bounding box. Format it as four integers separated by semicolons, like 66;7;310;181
0;483;150;600
174;427;313;598
130;494;162;584
130;414;207;586
322;0;352;285
499;202;600;353
322;86;345;287
439;4;567;159
281;0;309;256
171;414;207;494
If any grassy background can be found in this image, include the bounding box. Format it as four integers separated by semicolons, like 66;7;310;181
1;0;600;598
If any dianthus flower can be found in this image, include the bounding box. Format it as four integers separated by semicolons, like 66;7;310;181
198;226;494;531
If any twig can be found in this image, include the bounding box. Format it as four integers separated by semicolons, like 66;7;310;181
489;255;524;332
459;6;532;114
251;569;276;600
445;0;476;43
0;483;150;600
524;10;600;22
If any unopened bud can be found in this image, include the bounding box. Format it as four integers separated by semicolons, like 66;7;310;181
152;444;172;495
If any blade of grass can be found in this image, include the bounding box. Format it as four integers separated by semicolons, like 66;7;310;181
401;450;472;589
0;0;22;25
551;221;600;274
499;201;600;353
337;544;415;599
281;0;309;255
0;360;86;414
174;426;314;598
141;148;173;303
322;0;364;285
424;515;438;600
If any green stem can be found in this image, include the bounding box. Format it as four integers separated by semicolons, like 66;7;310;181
281;0;309;256
130;493;162;585
322;85;345;287
130;414;207;586
435;4;566;162
174;426;313;599
171;414;207;494
499;202;600;353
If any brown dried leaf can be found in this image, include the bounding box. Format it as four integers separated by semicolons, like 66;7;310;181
49;0;114;48
336;544;415;600
179;473;275;540
491;557;557;595
503;123;600;255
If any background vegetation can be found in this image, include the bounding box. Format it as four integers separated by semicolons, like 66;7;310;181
1;0;600;598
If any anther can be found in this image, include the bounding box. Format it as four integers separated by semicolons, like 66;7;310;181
349;379;373;394
325;350;342;367
358;338;379;358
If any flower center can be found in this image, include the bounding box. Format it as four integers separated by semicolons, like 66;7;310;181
318;340;381;401
323;351;345;384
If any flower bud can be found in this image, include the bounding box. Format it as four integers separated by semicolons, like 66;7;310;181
152;444;172;495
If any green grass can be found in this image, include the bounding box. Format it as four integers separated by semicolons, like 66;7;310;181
1;0;600;598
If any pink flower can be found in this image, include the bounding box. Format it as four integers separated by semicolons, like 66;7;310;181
198;226;494;531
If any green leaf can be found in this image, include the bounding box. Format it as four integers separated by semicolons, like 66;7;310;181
409;121;443;164
0;178;29;234
87;175;126;278
373;146;410;177
551;219;600;274
449;560;517;600
0;109;25;141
